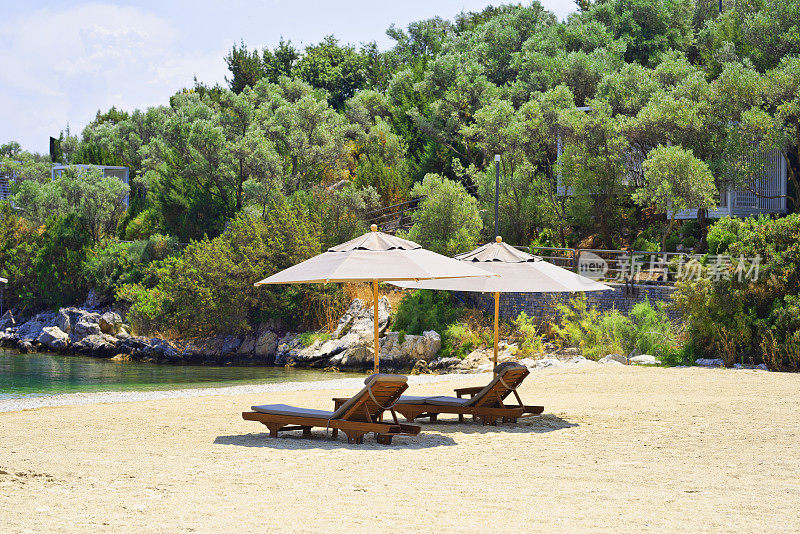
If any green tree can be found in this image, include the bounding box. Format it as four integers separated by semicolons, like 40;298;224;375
633;145;717;250
402;174;482;256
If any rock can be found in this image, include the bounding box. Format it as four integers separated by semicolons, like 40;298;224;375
630;354;660;365
16;312;58;342
254;329;278;358
57;309;71;333
82;290;102;310
72;317;102;340
17;340;34;353
475;363;494;373
111;353;131;362
72;334;119;356
219;335;242;355
36;326;69;352
600;354;628;365
238;334;257;355
410;360;431;375
274;334;302;365
557;347;582;357
98;312;123;335
459;348;491;370
332;298;390;339
374;330;441;368
0;310;16;330
428;357;461;371
149;338;178;360
696;358;725;368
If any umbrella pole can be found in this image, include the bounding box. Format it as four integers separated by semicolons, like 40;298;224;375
373;280;380;374
493;291;499;374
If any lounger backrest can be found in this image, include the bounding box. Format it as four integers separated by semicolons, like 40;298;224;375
331;374;408;422
465;363;529;408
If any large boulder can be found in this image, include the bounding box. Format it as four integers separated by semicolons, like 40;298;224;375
72;334;119;356
72;317;102;340
274;334;302;365
16;312;57;342
332;298;390;339
254;329;278;358
37;326;69;352
599;354;628;365
377;330;441;368
292;332;361;367
98;312;123;335
59;308;102;341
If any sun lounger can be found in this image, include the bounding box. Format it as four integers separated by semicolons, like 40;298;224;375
333;363;543;426
242;374;421;444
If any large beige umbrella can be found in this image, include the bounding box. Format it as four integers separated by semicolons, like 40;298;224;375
255;224;496;373
391;236;611;369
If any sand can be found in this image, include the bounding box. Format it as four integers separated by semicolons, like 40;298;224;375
1;365;799;533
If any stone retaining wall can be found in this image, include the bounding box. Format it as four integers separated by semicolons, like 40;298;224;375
457;283;679;323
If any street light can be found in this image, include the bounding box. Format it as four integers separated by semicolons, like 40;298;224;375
494;154;500;238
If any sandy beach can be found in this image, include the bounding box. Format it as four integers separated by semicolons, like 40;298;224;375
2;365;799;533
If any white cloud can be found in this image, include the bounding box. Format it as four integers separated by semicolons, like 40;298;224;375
0;3;229;153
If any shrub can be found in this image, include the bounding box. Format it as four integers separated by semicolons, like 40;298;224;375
118;198;328;336
512;312;544;355
674;214;800;370
441;322;481;359
393;290;463;335
553;295;680;361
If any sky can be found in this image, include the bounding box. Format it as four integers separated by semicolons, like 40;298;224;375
0;1;577;154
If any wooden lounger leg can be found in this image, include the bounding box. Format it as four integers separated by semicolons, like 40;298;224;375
331;428;338;439
429;414;438;422
344;430;366;444
458;415;464;423
302;426;312;437
480;416;498;426
264;423;283;437
376;434;393;445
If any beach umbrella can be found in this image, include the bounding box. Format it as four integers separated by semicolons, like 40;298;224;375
391;236;612;369
255;224;496;373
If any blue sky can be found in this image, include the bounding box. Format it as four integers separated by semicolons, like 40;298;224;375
1;1;577;154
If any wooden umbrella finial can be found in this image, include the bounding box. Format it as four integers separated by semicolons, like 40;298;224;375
371;224;378;232
495;235;502;243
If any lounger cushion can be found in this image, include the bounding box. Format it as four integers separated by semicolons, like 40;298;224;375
364;373;408;386
423;396;470;407
251;404;334;419
397;395;430;405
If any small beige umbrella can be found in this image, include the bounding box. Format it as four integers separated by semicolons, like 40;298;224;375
391;236;612;369
255;225;496;373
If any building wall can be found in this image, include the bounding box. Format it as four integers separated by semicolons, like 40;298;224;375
458;283;679;323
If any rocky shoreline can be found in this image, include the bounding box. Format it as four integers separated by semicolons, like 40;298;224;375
0;298;447;372
2;297;759;373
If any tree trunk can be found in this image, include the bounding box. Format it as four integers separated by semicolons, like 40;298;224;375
696;208;708;253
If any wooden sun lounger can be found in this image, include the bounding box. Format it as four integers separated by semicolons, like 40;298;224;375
242;374;421;444
333;363;544;426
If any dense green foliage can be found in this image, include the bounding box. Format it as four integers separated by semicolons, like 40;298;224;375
673;214;800;370
553;295;681;361
1;1;799;365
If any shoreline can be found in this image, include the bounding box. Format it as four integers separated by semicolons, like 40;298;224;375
0;371;488;413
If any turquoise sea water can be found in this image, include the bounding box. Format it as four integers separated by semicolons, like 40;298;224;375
0;349;357;400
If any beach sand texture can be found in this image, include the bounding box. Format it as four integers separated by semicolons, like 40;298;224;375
1;365;799;533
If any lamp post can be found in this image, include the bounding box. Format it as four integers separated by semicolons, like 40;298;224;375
494;154;500;238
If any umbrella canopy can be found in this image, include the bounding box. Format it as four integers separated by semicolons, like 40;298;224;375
390;236;611;293
391;236;611;368
255;225;496;372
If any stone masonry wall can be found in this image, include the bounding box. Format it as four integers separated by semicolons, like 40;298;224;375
458;283;679;323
